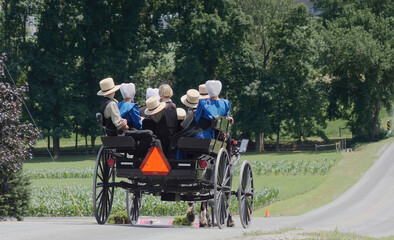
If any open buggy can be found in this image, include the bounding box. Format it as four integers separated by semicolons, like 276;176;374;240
93;114;254;229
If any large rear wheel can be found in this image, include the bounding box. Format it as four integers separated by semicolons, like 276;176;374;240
238;160;254;228
93;146;115;224
214;148;232;229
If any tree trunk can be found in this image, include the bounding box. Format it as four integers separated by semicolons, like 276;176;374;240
47;134;50;150
276;130;280;152
259;132;265;152
53;137;60;159
371;105;381;141
75;130;78;152
90;135;96;155
255;131;260;152
85;135;88;152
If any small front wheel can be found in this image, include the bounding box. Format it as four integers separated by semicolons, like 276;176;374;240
126;190;142;225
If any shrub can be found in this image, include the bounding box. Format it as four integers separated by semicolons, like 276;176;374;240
0;82;40;220
172;215;192;226
108;211;129;224
0;169;31;221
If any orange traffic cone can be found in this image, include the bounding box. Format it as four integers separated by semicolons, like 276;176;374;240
265;208;270;217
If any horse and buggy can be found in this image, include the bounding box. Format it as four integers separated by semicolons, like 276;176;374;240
93;113;254;229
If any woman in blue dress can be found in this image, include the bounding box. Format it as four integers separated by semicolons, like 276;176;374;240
194;80;233;139
118;83;153;157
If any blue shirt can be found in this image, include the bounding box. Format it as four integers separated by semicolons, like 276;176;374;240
195;99;231;123
194;99;231;139
118;102;142;130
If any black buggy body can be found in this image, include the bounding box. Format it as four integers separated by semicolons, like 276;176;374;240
93;114;254;228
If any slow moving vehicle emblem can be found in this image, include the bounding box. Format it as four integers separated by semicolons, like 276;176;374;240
140;147;171;175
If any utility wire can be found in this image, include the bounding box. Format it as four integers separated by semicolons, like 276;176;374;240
3;63;55;162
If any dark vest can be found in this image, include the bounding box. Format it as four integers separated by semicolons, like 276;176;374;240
156;102;177;136
100;97;117;136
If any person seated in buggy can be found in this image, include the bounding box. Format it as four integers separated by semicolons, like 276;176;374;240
143;84;177;154
117;83;154;157
97;78;129;133
180;89;200;129
170;81;234;152
195;80;234;138
176;107;187;132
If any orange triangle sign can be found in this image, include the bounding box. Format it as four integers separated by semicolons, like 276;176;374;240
140;147;171;175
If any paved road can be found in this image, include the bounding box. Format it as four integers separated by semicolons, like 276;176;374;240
1;140;393;240
291;139;394;238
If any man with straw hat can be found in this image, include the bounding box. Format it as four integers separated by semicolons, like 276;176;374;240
97;77;128;135
144;84;177;154
180;89;200;129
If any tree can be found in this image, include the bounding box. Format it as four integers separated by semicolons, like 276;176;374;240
27;0;77;157
164;0;251;102
237;0;326;150
0;82;40;220
315;2;394;141
75;0;161;153
0;0;42;84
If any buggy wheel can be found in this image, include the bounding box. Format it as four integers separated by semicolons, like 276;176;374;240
214;148;231;229
93;146;115;224
238;160;254;228
126;190;142;225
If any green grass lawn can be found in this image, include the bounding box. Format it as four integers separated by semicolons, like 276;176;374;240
26;149;342;213
255;137;394;217
24;155;95;169
242;150;341;163
25;136;393;217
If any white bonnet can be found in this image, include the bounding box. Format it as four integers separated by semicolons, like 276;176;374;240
146;88;160;100
205;80;222;97
120;83;136;99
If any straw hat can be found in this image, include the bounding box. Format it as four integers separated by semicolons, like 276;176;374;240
198;84;209;99
205;80;222;97
144;96;165;115
120;83;135;99
181;89;200;108
97;78;121;96
176;108;186;120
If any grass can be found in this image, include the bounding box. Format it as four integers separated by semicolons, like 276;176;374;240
241;150;341;163
34;133;100;149
254;137;394;217
24;155;95;170
25;137;393;218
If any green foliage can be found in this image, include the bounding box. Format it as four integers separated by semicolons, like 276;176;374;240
108;211;129;224
316;1;394;141
234;158;339;176
172;215;192;226
0;81;39;221
0;169;31;221
165;0;251;102
28;183;278;217
23;167;94;179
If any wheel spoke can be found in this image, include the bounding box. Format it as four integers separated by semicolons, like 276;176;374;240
245;199;251;222
222;165;230;186
97;173;104;182
96;188;104;202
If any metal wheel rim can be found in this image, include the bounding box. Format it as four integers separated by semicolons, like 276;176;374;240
238;160;254;228
214;148;231;229
93;146;115;225
126;190;142;225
